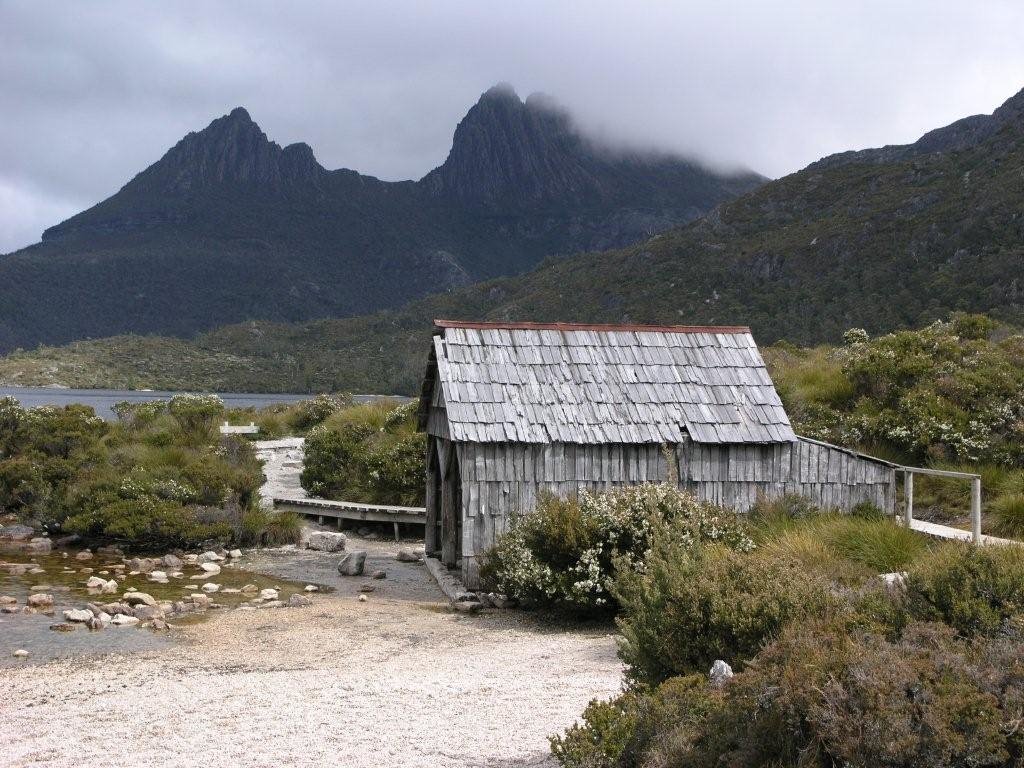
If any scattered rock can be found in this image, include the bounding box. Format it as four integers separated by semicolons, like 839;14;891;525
161;554;184;569
26;538;52;553
101;602;131;616
240;584;258;594
198;551;224;563
337;551;366;576
259;600;284;609
123;592;157;607
453;601;482;614
75;550;93;561
357;594;368;602
149;619;169;631
287;594;312;607
96;544;123;556
183;554;199;565
52;534;82;548
199;563;221;575
50;622;76;632
148;570;168;582
259;588;279;601
220;587;241;594
201;583;220;593
881;571;907;590
0;595;16;605
358;584;375;593
6;564;29;576
189;594;213;609
303;585;319;592
307;531;347;552
133;605;164;621
86;614;109;630
79;567;94;574
29;585;52;592
0;524;34;541
26;593;53;609
396;548;423;563
12;649;29;658
109;614;140;626
371;570;387;580
481;592;516;609
228;549;242;559
709;660;734;688
63;609;93;623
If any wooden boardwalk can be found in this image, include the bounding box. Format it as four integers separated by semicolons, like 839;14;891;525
273;496;426;541
908;518;1019;546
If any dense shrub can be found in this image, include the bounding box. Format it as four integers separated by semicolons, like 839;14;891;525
479;485;752;612
615;541;834;684
300;401;425;505
767;314;1024;467
555;621;1024;768
0;396;264;550
905;543;1024;636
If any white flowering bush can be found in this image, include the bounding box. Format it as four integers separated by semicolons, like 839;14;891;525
479;484;753;612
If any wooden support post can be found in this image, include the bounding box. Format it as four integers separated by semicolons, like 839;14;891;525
903;471;914;526
317;515;324;525
971;476;982;544
424;443;438;555
393;521;400;542
441;447;458;568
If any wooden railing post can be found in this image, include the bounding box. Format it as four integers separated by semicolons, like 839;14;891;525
903;470;914;526
971;476;982;544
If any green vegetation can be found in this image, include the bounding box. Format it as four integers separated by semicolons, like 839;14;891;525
479;485;752;612
299;400;424;506
0;395;298;550
545;488;1024;768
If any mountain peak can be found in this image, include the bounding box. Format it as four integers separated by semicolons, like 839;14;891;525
123;108;325;194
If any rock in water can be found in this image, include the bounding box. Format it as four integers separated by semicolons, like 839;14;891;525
123;592;157;607
307;531;347;552
0;524;34;541
199;563;221;575
110;614;140;626
63;609;93;623
26;593;54;609
337;551;366;576
12;649;29;658
162;553;184;569
709;660;734;688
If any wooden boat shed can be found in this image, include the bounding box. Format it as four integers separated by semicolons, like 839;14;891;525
418;320;897;587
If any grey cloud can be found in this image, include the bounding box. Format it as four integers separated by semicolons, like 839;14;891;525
2;0;1023;252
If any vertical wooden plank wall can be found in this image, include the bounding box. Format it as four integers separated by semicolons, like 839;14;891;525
431;433;896;587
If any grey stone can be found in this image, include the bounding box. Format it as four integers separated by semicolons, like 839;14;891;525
287;594;312;607
161;554;184;569
63;609;93;623
396;548;423;563
123;592;157;607
371;570;387;580
26;593;54;608
50;622;76;632
709;660;734;688
337;550;366;576
0;524;34;540
306;531;347;552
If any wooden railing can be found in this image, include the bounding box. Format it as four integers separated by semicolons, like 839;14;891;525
900;466;982;543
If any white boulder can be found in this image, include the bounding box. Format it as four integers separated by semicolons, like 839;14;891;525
307;532;347;552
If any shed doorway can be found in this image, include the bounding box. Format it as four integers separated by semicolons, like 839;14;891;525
440;446;462;569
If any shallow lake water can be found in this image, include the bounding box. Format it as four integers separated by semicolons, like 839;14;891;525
0;387;403;420
0;545;330;667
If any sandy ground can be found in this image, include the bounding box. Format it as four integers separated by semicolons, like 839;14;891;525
0;536;622;768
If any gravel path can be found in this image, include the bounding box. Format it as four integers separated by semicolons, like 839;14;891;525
0;545;622;767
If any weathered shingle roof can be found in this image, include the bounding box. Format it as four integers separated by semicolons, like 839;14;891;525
421;320;796;445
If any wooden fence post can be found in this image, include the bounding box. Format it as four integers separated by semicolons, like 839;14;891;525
971;476;982;544
903;470;914;526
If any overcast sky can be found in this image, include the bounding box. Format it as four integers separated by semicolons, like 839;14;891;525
2;1;1024;254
